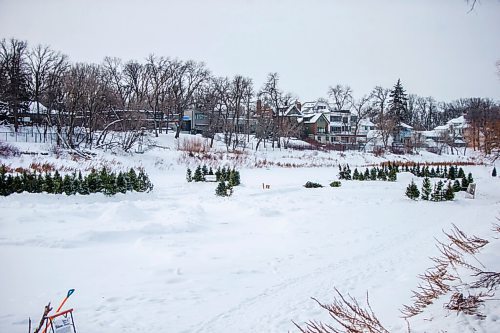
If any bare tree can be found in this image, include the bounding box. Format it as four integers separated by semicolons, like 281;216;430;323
27;44;67;126
351;95;372;137
328;84;353;111
173;60;210;139
259;72;293;149
0;38;31;132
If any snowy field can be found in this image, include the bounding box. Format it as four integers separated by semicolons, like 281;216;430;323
1;133;499;332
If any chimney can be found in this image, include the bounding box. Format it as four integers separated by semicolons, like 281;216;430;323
256;99;262;114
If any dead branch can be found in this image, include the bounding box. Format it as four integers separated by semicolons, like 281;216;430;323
295;288;389;333
444;292;488;318
33;303;51;333
470;272;500;291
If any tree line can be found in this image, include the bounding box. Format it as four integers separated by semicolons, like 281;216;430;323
0;38;498;154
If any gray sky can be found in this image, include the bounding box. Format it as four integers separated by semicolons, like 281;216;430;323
1;0;499;101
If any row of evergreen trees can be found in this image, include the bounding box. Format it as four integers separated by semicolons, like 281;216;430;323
339;165;397;182
0;166;153;196
187;165;241;188
406;164;469;180
406;177;462;201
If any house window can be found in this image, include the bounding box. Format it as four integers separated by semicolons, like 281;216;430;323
342;117;349;124
350;115;358;123
331;126;342;133
330;116;342;122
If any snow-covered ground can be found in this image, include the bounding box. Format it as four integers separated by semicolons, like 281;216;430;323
1;132;499;332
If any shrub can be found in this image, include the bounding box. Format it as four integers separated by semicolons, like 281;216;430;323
304;181;323;188
493;167;497;177
0;141;20;158
329;181;342;187
215;181;228;197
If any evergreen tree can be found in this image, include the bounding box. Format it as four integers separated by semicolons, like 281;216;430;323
377;168;386;181
405;180;420;200
388;79;409;124
202;165;208;176
364;168;370;180
457;167;465;179
431;180;444;201
87;169;100;193
493;167;497;177
453;180;461;193
62;174;73;195
444;182;455;201
215;167;222;181
116;172;127;194
43;173;54;193
221;167;228;181
467;172;474;184
0;166;6;196
186;168;192;182
79;174;90;195
209;167;214;175
127;168;138;192
370;167;377;181
103;172;117;196
421;177;432;200
448;166;455;180
461;176;469;191
193;166;204;182
228;169;240;187
12;175;23;193
34;173;43;193
215;181;227;197
344;166;352;180
430;167;436;178
388;168;397;182
353;168;360;180
137;169;153;192
53;171;63;194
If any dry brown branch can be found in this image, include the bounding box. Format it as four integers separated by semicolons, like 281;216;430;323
33;303;51;333
444;224;489;255
295;288;389;333
470;272;500;291
444;292;488;318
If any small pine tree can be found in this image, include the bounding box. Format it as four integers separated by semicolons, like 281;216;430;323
457;167;465;179
345;166;352;180
461;176;469;191
453;180;461;192
228;169;240;187
353;168;360;180
431;180;444;202
193;166;203;182
62;174;73;195
364;168;370;180
377;168;386;181
0;166;7;196
430;167;436;178
116;172;127;194
405;180;420;200
186;168;192;182
215;181;227;197
444;182;455;201
208;167;214;175
388;168;397;182
221;167;228;181
202;165;208;176
128;168;138;192
43;173;54;193
12;175;23;193
215;167;222;181
370;168;377;181
86;169;99;193
493;167;497;177
421;177;432;200
467;172;474;184
448;166;455;180
53;171;63;194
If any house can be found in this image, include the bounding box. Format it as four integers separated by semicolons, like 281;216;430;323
301;113;329;143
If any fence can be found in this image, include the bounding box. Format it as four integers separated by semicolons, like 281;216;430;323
0;131;59;144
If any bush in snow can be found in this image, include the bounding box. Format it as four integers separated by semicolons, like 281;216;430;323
493;167;497;177
215;181;231;197
329;181;341;187
0;141;20;158
304;181;323;188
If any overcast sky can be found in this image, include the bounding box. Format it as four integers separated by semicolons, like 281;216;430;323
1;0;499;101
